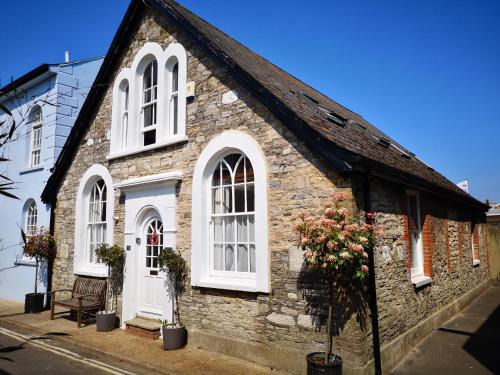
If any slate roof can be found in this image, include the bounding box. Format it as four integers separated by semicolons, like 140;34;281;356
41;0;488;211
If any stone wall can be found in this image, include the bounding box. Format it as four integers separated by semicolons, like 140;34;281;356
51;9;371;373
365;177;489;347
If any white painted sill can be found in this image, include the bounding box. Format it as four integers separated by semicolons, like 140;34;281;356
193;277;262;293
15;259;36;267
106;136;188;161
473;259;480;267
19;165;44;175
74;267;107;278
411;275;433;289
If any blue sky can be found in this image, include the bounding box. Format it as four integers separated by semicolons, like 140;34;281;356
1;0;499;201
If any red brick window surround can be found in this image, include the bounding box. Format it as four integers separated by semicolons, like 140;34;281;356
471;222;480;265
406;191;432;287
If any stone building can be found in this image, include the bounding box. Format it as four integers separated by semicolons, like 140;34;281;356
41;1;490;374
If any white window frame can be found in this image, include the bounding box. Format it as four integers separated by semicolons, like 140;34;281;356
108;42;188;159
141;60;158;146
29;107;42;167
25;200;38;237
74;164;114;277
191;130;269;293
86;179;107;265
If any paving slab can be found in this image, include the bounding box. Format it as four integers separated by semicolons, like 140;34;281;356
392;282;500;375
0;300;287;375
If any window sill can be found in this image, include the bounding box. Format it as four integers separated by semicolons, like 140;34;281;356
107;136;188;161
15;259;36;267
74;267;107;278
473;259;480;267
193;277;262;293
411;275;433;289
19;165;44;175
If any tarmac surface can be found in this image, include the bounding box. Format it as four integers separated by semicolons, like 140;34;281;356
392;282;500;375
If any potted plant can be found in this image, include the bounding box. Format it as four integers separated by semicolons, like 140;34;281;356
94;243;125;332
158;247;187;350
22;228;56;313
294;192;375;375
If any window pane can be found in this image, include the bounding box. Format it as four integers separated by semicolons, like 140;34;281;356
249;244;256;272
144;104;155;127
152;60;158;85
213;217;223;242
147;246;151;256
234;184;245;212
237;216;248;242
146;257;151;267
224;154;240;170
234;157;245;184
225;244;235;271
248;215;255;242
222;186;232;213
246;183;254;212
152;257;158;268
246;159;254;182
212;187;221;214
221;163;231;185
212;163;221;186
172;96;178;135
172;63;178;91
225;217;235;242
144;129;156;146
214;244;223;270
237;244;248;272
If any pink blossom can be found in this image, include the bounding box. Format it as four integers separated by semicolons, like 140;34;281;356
362;252;368;259
361;265;369;273
339;251;349;259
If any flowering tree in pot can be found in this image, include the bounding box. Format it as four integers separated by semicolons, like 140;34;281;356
158;247;187;350
294;193;375;374
94;244;125;332
22;228;56;313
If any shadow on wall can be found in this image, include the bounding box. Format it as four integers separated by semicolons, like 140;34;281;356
296;264;369;336
463;304;500;374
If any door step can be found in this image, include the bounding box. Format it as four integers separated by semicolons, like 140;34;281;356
125;317;161;340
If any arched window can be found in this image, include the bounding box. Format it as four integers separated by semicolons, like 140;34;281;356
168;60;179;136
210;154;255;273
121;81;129;148
28;106;42;166
146;219;163;270
142;60;158;146
191;131;269;292
25;201;38;237
87;179;107;264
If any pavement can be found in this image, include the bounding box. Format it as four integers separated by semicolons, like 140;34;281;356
0;301;286;375
392;282;500;375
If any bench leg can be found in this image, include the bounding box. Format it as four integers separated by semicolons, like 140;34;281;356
77;308;82;328
50;300;55;320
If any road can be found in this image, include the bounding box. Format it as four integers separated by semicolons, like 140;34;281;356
0;328;136;375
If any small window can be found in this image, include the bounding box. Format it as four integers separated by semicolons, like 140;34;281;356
142;60;158;146
29;107;42;167
210;154;255;274
87;179;107;264
170;61;179;135
25;201;38;237
407;192;423;278
121;82;129;148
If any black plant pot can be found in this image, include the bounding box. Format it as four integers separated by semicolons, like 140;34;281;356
306;352;343;375
24;293;44;314
96;311;116;332
162;326;187;350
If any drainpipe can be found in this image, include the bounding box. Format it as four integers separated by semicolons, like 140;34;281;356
364;172;382;375
44;198;56;310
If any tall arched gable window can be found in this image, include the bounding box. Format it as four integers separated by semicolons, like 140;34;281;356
108;42;187;159
25;200;38;237
191;131;269;293
74;164;114;276
28;106;43;167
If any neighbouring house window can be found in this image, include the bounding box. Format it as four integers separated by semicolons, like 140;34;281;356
29;107;42;167
25;201;38;237
407;192;424;278
87;179;107;264
142;60;158;146
121;82;129;148
169;61;179;135
210;153;255;274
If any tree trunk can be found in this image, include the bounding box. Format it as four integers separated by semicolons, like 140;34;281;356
106;266;111;312
326;285;333;364
34;258;39;294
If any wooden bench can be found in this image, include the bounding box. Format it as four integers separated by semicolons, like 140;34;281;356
50;277;107;328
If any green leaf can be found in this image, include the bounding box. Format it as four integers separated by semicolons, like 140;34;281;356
8;120;16;139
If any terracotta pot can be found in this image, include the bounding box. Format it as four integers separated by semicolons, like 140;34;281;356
162;326;187;350
96;311;116;332
24;293;44;314
306;352;343;375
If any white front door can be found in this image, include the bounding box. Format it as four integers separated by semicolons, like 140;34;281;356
138;218;164;317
